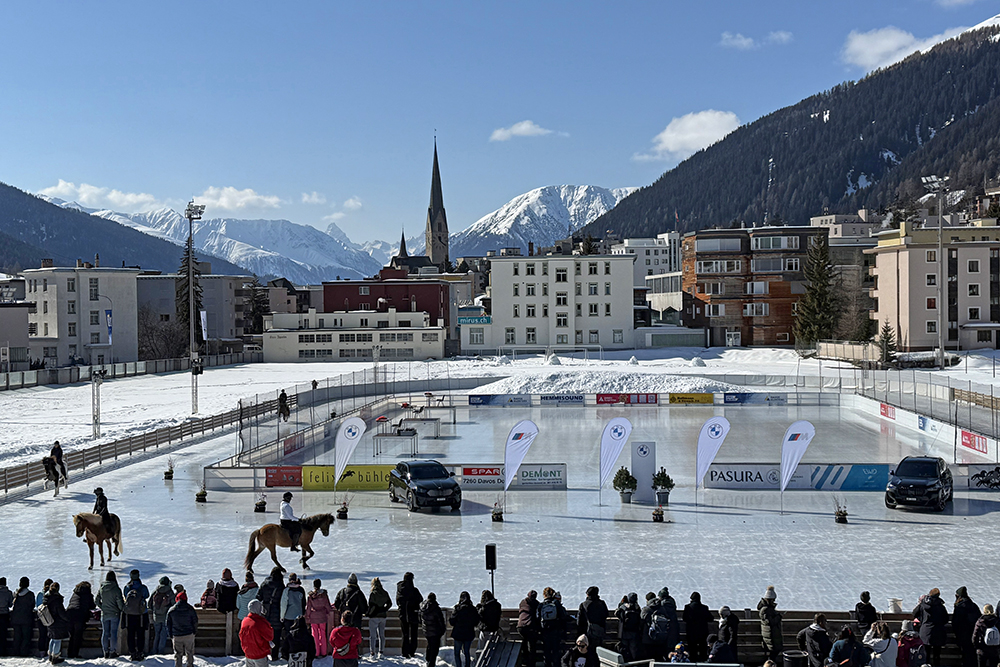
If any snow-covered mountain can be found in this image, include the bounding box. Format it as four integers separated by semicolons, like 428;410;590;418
39;198;382;283
358;234;424;265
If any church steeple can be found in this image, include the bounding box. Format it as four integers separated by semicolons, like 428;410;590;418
398;229;409;258
425;139;449;269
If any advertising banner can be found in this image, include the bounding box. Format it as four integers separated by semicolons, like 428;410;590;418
199;310;208;341
917;416;944;436
961;430;988;454
302;464;393;491
695;417;731;491
105;310;113;346
969;465;1000;490
457;316;491;325
599;418;633;488
631;442;656;504
539;394;585;406
780;420;816;492
459;464;567;490
504;420;540;490
283;433;305;456
469;395;532;407
596;393;658;405
879;403;896;420
668;393;714;405
334;417;368;487
265;466;302;487
723;393;787;405
705;463;889;490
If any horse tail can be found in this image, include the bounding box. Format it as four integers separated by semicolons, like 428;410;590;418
244;529;260;570
113;515;123;555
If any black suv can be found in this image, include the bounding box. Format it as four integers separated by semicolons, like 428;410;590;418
389;460;462;512
885;456;953;511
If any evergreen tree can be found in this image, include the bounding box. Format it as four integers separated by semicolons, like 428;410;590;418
793;235;838;344
176;237;204;350
245;275;270;335
581;235;597;255
877;319;897;363
986;200;1000;219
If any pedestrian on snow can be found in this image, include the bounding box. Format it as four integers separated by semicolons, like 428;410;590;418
616;593;643;662
478;588;503;648
863;621;898;667
280;573;307;660
829;625;870;667
216;568;240;616
451;591;481;667
10;577;35;657
237;573;259;621
518;590;541;667
538;587;568;667
562;634;598;667
94;571;124;658
334;573;368;628
954;586;983;667
669;642;691;663
199;579;218;609
166;590;199;667
42;581;69;665
37;578;53;658
367;577;392;657
683;592;714;662
65;581;95;659
912;588;950;667
972;604;999;667
396;572;423;659
240;599;274;667
330;610;363;667
421;592;447;667
707;633;737;664
287;616;317;667
150;576;174;655
758;585;783;663
896;620;925;667
577;586;609;651
280;491;302;552
306;578;334;656
718;606;740;660
0;577;12;657
256;567;285;661
856;592;878;638
797;613;833;667
123;569;150;662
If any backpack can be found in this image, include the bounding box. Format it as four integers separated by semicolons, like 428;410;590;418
985;627;1000;646
588;622;607;642
909;643;927;667
36;603;55;627
622;605;642;633
648;609;672;643
539;602;559;627
124;587;146;615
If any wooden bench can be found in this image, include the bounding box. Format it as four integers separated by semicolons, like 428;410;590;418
475;632;522;667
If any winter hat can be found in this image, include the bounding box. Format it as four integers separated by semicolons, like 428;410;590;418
576;635;589;647
956;586;968;599
130;569;140;580
586;586;599;597
528;590;537;600
348;573;358;585
248;599;264;616
0;578;5;586
675;644;685;651
764;585;776;600
222;568;233;580
554;592;562;601
174;584;185;593
691;592;701;602
860;591;870;603
313;579;322;589
929;588;940;597
206;579;215;589
658;587;670;599
646;592;656;602
175;592;187;603
159;576;171;586
720;606;731;617
901;620;915;632
628;593;638;604
19;577;29;588
427;592;436;602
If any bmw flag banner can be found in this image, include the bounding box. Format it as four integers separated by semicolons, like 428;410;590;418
599;417;633;489
503;420;539;491
334;417;368;490
780;420;816;492
695;416;731;491
105;309;113;346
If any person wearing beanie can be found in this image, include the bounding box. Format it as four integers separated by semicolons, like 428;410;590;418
10;576;35;657
215;568;240;616
279;573;306;659
615;593;642;662
538;587;568;667
149;576;174;655
330;610;363;667
256;567;285;661
237;573;259;621
478;589;504;651
334;573;368;630
576;586;608;652
420;593;446;667
855;591;877;638
122;569;150;661
306;578;334;657
797;613;832;667
758;586;783;662
367;577;392;657
241;599;274;667
451;591;481;667
166;590;198;667
684;592;713;662
954;587;982;667
718;606;740;661
562;634;597;667
396;572;423;658
94;571;124;659
198;579;217;609
669;642;691;662
913;588;950;666
972;604;999;667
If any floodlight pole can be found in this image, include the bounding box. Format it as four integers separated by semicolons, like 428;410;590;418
185;200;206;414
91;369;106;439
922;176;948;369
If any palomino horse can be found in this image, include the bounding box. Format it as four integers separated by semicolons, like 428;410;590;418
73;512;122;570
244;513;334;574
42;456;67;496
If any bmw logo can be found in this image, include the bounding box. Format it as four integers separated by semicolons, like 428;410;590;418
636;444;650;457
611;425;626;439
346;425;360;439
708;423;723;438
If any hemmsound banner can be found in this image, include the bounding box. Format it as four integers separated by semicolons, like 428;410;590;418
599;418;633;488
334;417;368;488
503;420;539;490
695;416;731;491
780;420;816;492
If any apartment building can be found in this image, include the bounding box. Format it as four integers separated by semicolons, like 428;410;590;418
610;232;681;286
137;273;247;353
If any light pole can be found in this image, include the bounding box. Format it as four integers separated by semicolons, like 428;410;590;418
372;345;382;395
91;368;107;438
97;294;114;365
185;200;206;413
921;175;949;369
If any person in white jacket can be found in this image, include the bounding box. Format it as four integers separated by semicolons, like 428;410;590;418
279;492;302;552
865;621;898;667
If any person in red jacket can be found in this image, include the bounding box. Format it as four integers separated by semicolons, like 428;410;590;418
241;599;275;667
330;611;363;667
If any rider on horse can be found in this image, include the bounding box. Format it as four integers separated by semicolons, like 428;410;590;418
93;487;114;535
279;491;302;552
278;390;290;422
51;440;68;482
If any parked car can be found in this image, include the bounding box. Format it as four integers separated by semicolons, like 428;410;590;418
885;456;953;511
389;460;462;512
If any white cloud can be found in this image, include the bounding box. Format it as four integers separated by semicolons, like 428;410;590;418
842;25;967;71
343;196;363;210
197;186;281;210
720;32;756;50
633;110;741;162
767;30;793;44
301;191;327;205
936;0;979;6
38;179;166;212
489;120;554;142
323;212;346;222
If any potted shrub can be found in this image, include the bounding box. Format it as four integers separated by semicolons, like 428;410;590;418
652;506;665;523
336;495;352;520
254;492;267;513
652;467;675;505
613;466;637;503
195;483;207;503
491;501;504;523
834;497;848;524
163;457;174;480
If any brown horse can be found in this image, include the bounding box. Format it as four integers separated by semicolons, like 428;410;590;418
244;513;333;574
73;512;123;570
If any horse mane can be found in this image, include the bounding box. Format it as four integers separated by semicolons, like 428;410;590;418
300;513;332;530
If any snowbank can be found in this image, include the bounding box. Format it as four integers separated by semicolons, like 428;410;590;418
471;371;744;395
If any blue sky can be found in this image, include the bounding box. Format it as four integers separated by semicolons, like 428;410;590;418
0;1;996;244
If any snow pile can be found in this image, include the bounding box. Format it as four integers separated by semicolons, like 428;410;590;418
545;354;562;366
690;356;706;367
471;371;743;395
627;356;638;366
495;355;512;366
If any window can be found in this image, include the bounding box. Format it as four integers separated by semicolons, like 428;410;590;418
43;279;47;291
969;284;981;297
752;258;782;272
605;283;611;295
588;283;598;295
542;304;549;317
90;332;100;344
43;346;57;357
575;283;582;296
604;262;611;275
785;258;800;271
513;263;519;276
969;260;981;273
575;330;583;344
576;303;582;316
513;284;519;297
926;250;937;262
526;263;536;276
505;328;516;344
542;264;548;276
926;321;937;334
422;332;439;342
298;334;316;343
359;286;370;295
66;278;75;292
605;303;611;316
752;236;799;250
542;284;549;296
68;322;76;337
28;322;37;335
526;304;536;317
89;278;99;301
745;281;768;295
777;333;790;342
706;304;725;317
589;303;598;316
645;259;651;266
969;307;981;320
743;303;770;317
555;268;568;283
698;282;724;295
43;301;48;314
556;313;568;327
926;298;936;310
526;328;537;344
696;238;742;252
613;330;623;344
978;330;993;343
526;284;536;296
589;330;599;343
575;263;581;275
469;327;485;345
926;274;937;286
513;304;520;318
299;349;317;358
587;262;597;275
696;260;742;273
359;318;368;327
359;303;372;310
68;345;76;356
556;292;568;306
556;334;568;344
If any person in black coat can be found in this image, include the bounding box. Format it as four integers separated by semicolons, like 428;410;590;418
451;591;480;667
707;633;737;664
335;573;369;629
538;588;568;667
855;592;878;638
954;587;982;667
718;606;740;660
913;588;950;667
65;581;95;659
420;593;446;667
562;634;598;667
616;593;643;663
478;589;503;647
396;572;423;658
256;567;285;661
287;616;317;667
11;577;35;657
43;582;70;665
517;590;541;667
683;592;714;662
577;586;609;651
797;614;833;667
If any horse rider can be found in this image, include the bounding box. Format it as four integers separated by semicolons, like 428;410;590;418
93;487;113;534
278;390;290;422
279;491;302;552
51;440;68;483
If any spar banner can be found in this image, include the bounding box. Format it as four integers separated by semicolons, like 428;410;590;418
705;463;889;490
723;393;787;405
669;393;714;405
599;418;633;488
695;417;731;491
334;417;368;486
539;394;585;406
596;393;658;405
504;420;540;490
780;420;816;492
469;395;531;407
961;430;988;454
458;464;567;490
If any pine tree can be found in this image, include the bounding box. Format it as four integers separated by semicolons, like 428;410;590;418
581;235;597;255
245;275;270;335
877;319;897;363
176;237;204;350
793;235;838;345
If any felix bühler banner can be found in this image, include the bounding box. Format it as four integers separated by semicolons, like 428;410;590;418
302;464;394;491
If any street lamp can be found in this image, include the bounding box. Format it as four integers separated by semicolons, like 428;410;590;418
921;175;949;369
91;368;107;439
97;294;114;365
185;199;206;413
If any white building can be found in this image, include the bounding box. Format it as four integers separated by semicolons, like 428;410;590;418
462;255;636;353
611;232;680;286
262;308;446;362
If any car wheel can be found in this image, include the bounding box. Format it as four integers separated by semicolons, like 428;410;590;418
407;491;418;512
884;495;896;509
389;486;397;503
451;500;462;512
935;493;947;512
